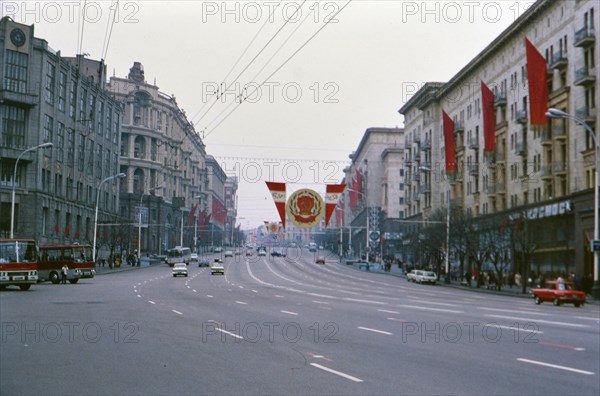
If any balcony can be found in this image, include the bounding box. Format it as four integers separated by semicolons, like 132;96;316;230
485;184;496;197
421;139;431;151
553;161;567;175
454;121;465;133
574;66;596;87
412;173;420;182
540;130;553;146
575;106;597;126
0;88;39;108
549;51;568;70
413;134;421;144
468;163;479;175
423;115;434;126
468;136;479;149
494;92;507;107
541;164;553;180
516;109;528;124
574;26;595;48
495;183;506;194
421;184;431;193
414;152;421;161
515;141;526;156
552;124;567;140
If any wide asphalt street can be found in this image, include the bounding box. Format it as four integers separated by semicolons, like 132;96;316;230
1;249;599;395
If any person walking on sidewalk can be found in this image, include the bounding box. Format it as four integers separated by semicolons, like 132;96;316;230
61;264;69;284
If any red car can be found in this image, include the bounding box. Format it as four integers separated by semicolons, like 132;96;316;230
315;256;325;264
530;280;586;307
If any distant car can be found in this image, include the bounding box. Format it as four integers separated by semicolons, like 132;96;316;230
416;271;437;285
211;259;225;275
198;257;210;267
213;247;223;253
224;250;233;258
315;256;325;264
257;249;266;257
531;280;586;307
246;249;253;257
172;263;188;277
271;248;286;257
190;253;199;263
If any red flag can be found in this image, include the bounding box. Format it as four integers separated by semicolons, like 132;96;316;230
75;228;80;238
64;224;71;236
212;200;226;225
325;184;346;227
54;223;59;235
187;204;197;227
525;38;548;125
442;111;456;172
481;81;495;152
265;182;286;228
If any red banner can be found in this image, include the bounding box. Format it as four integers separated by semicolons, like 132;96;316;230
525;38;548;125
442;111;456;172
325;184;346;227
481;81;495;153
187;204;197;227
265;182;286;228
211;200;226;225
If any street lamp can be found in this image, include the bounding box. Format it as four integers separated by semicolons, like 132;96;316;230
93;172;126;262
138;183;165;261
420;166;451;284
10;142;53;238
546;108;599;299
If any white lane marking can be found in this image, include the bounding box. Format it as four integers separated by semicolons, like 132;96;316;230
478;307;548;316
483;324;543;334
252;289;258;293
517;358;594;375
310;363;363;383
485;315;589;328
275;295;285;298
281;310;299;316
377;309;399;314
239;286;244;289
236;301;247;305
206;295;213;298
216;328;244;340
398;305;464;314
148;301;155;305
406;299;460;307
343;298;386;305
319;306;332;310
357;326;393;335
172;310;183;315
575;316;600;322
186;286;190;289
388;317;404;322
309;293;335;299
313;300;330;305
137;294;141;298
193;289;197;293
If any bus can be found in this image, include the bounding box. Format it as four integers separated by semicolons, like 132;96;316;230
0;239;39;291
38;244;95;284
166;246;192;267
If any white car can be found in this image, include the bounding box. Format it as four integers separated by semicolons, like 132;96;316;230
172;263;188;277
224;250;233;258
211;260;225;275
190;253;199;263
416;271;437;285
257;249;266;257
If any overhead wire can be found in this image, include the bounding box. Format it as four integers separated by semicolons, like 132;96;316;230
101;0;119;61
203;0;352;138
194;0;307;127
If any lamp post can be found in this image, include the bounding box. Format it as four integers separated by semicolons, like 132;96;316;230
10;142;53;238
420;166;451;284
193;193;206;253
93;173;126;262
138;183;165;261
546;108;599;299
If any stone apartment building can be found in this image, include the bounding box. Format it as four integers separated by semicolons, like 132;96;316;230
1;17;123;245
398;0;597;278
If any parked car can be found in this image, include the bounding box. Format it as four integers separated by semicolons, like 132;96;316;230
530;280;586;307
211;259;225;275
416;271;437;285
172;263;188;277
407;270;422;282
315;256;325;264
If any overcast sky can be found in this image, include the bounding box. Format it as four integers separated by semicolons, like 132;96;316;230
4;0;529;228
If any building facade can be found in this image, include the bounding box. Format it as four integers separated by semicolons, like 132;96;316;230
1;17;123;247
398;0;597;278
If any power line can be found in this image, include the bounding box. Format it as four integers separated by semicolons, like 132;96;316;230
203;0;352;139
101;0;119;61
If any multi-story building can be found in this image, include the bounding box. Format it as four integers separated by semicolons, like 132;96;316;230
204;155;227;248
107;62;209;255
341;127;405;259
224;176;239;246
1;17;123;247
398;0;597;279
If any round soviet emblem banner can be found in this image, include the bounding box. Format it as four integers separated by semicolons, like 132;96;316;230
285;188;325;228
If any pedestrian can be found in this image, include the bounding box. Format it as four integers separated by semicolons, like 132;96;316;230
514;272;522;287
61;264;69;284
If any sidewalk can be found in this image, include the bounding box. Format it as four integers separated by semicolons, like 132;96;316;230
94;257;165;275
338;258;599;304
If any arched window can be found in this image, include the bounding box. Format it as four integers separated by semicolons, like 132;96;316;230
134;168;145;195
